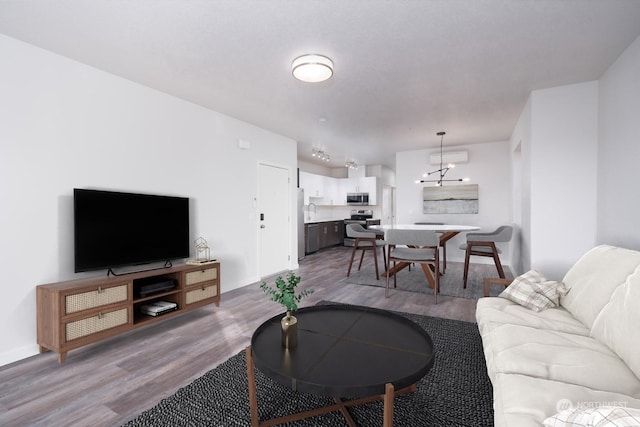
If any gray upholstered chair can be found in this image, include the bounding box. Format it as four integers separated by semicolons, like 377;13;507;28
346;223;387;280
459;225;513;289
414;222;447;272
385;229;440;303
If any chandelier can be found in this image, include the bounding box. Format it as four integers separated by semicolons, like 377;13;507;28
312;148;330;162
417;131;468;186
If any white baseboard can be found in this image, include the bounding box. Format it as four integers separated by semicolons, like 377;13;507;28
0;344;40;368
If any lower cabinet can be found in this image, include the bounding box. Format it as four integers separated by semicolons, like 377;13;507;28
37;262;220;363
317;220;344;250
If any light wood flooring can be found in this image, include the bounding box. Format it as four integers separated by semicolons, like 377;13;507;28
0;245;479;427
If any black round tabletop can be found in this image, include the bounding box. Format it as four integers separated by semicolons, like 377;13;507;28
250;304;435;398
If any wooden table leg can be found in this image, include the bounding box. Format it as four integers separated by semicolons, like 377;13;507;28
382;261;411;277
246;346;259;427
385;254;438;289
420;263;436;288
383;383;394;427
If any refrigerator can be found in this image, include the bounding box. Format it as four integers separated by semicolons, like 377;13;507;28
298;188;305;260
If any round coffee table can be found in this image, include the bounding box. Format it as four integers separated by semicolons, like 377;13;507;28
246;304;435;426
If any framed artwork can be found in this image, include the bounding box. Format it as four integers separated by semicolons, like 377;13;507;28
423;184;478;214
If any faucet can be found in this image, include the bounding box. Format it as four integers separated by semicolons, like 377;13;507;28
308;202;317;220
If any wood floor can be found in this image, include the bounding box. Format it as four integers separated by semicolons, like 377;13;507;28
0;245;479;427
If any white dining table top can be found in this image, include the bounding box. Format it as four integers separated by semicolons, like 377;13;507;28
369;224;480;232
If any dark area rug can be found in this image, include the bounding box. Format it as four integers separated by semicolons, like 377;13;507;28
343;260;513;299
123;302;493;427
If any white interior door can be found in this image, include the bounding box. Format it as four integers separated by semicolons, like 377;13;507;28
382;185;396;225
258;163;290;277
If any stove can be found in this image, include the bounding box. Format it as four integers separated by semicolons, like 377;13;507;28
347;209;373;221
343;209;380;246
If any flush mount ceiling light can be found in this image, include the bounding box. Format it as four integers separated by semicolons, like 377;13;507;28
345;160;358;170
292;54;333;83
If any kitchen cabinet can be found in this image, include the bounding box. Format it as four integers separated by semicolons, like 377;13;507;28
299;171;377;206
319;220;343;248
299;171;323;204
330;221;344;245
321;176;340;205
339;176;377;205
307;220;343;253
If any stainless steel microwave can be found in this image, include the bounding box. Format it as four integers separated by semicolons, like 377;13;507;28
346;192;369;205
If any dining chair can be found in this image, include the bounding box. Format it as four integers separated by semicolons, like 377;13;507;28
385;229;440;303
414;222;447;272
459;225;513;289
346;223;387;280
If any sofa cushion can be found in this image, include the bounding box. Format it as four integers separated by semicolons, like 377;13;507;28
483;323;640;397
561;245;640;328
591;266;640;380
492;373;640;427
499;269;568;311
476;297;590;338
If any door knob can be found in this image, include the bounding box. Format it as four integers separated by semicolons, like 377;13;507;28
260;224;266;229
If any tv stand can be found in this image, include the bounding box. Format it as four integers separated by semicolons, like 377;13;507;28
36;262;220;363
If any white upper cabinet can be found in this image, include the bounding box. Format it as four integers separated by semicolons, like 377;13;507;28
299;171;323;204
321;175;340;205
300;171;377;205
340;176;377;205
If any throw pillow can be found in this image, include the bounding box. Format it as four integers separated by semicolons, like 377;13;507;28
543;406;640;426
499;269;568;312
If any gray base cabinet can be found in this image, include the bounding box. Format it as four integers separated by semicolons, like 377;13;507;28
306;220;343;254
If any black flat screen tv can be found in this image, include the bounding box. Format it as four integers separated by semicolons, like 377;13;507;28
74;189;190;273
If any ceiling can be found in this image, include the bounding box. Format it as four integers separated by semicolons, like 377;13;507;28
2;1;640;169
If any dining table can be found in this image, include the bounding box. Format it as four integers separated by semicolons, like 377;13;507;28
368;224;480;289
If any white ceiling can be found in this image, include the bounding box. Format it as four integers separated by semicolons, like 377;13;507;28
2;1;640;168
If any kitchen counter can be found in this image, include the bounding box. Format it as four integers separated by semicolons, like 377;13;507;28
303;218;345;224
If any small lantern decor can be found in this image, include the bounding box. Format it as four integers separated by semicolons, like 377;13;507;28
194;237;210;262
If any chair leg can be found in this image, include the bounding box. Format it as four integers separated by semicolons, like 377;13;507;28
358;249;365;271
347;244;358;277
372;245;380;280
490;243;506;278
463;246;471;289
382;246;387;270
393;261;397;289
385;266;390;298
434;254;439;304
442;244;447;274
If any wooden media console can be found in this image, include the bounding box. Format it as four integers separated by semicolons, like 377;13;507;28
37;262;220;363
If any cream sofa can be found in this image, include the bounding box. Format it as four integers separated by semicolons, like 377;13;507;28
476;245;640;426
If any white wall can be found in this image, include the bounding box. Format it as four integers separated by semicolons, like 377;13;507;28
597;35;640;249
395;141;513;265
0;35;298;366
509;100;532;276
511;82;599;280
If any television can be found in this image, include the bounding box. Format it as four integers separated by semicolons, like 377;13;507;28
74;189;190;273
